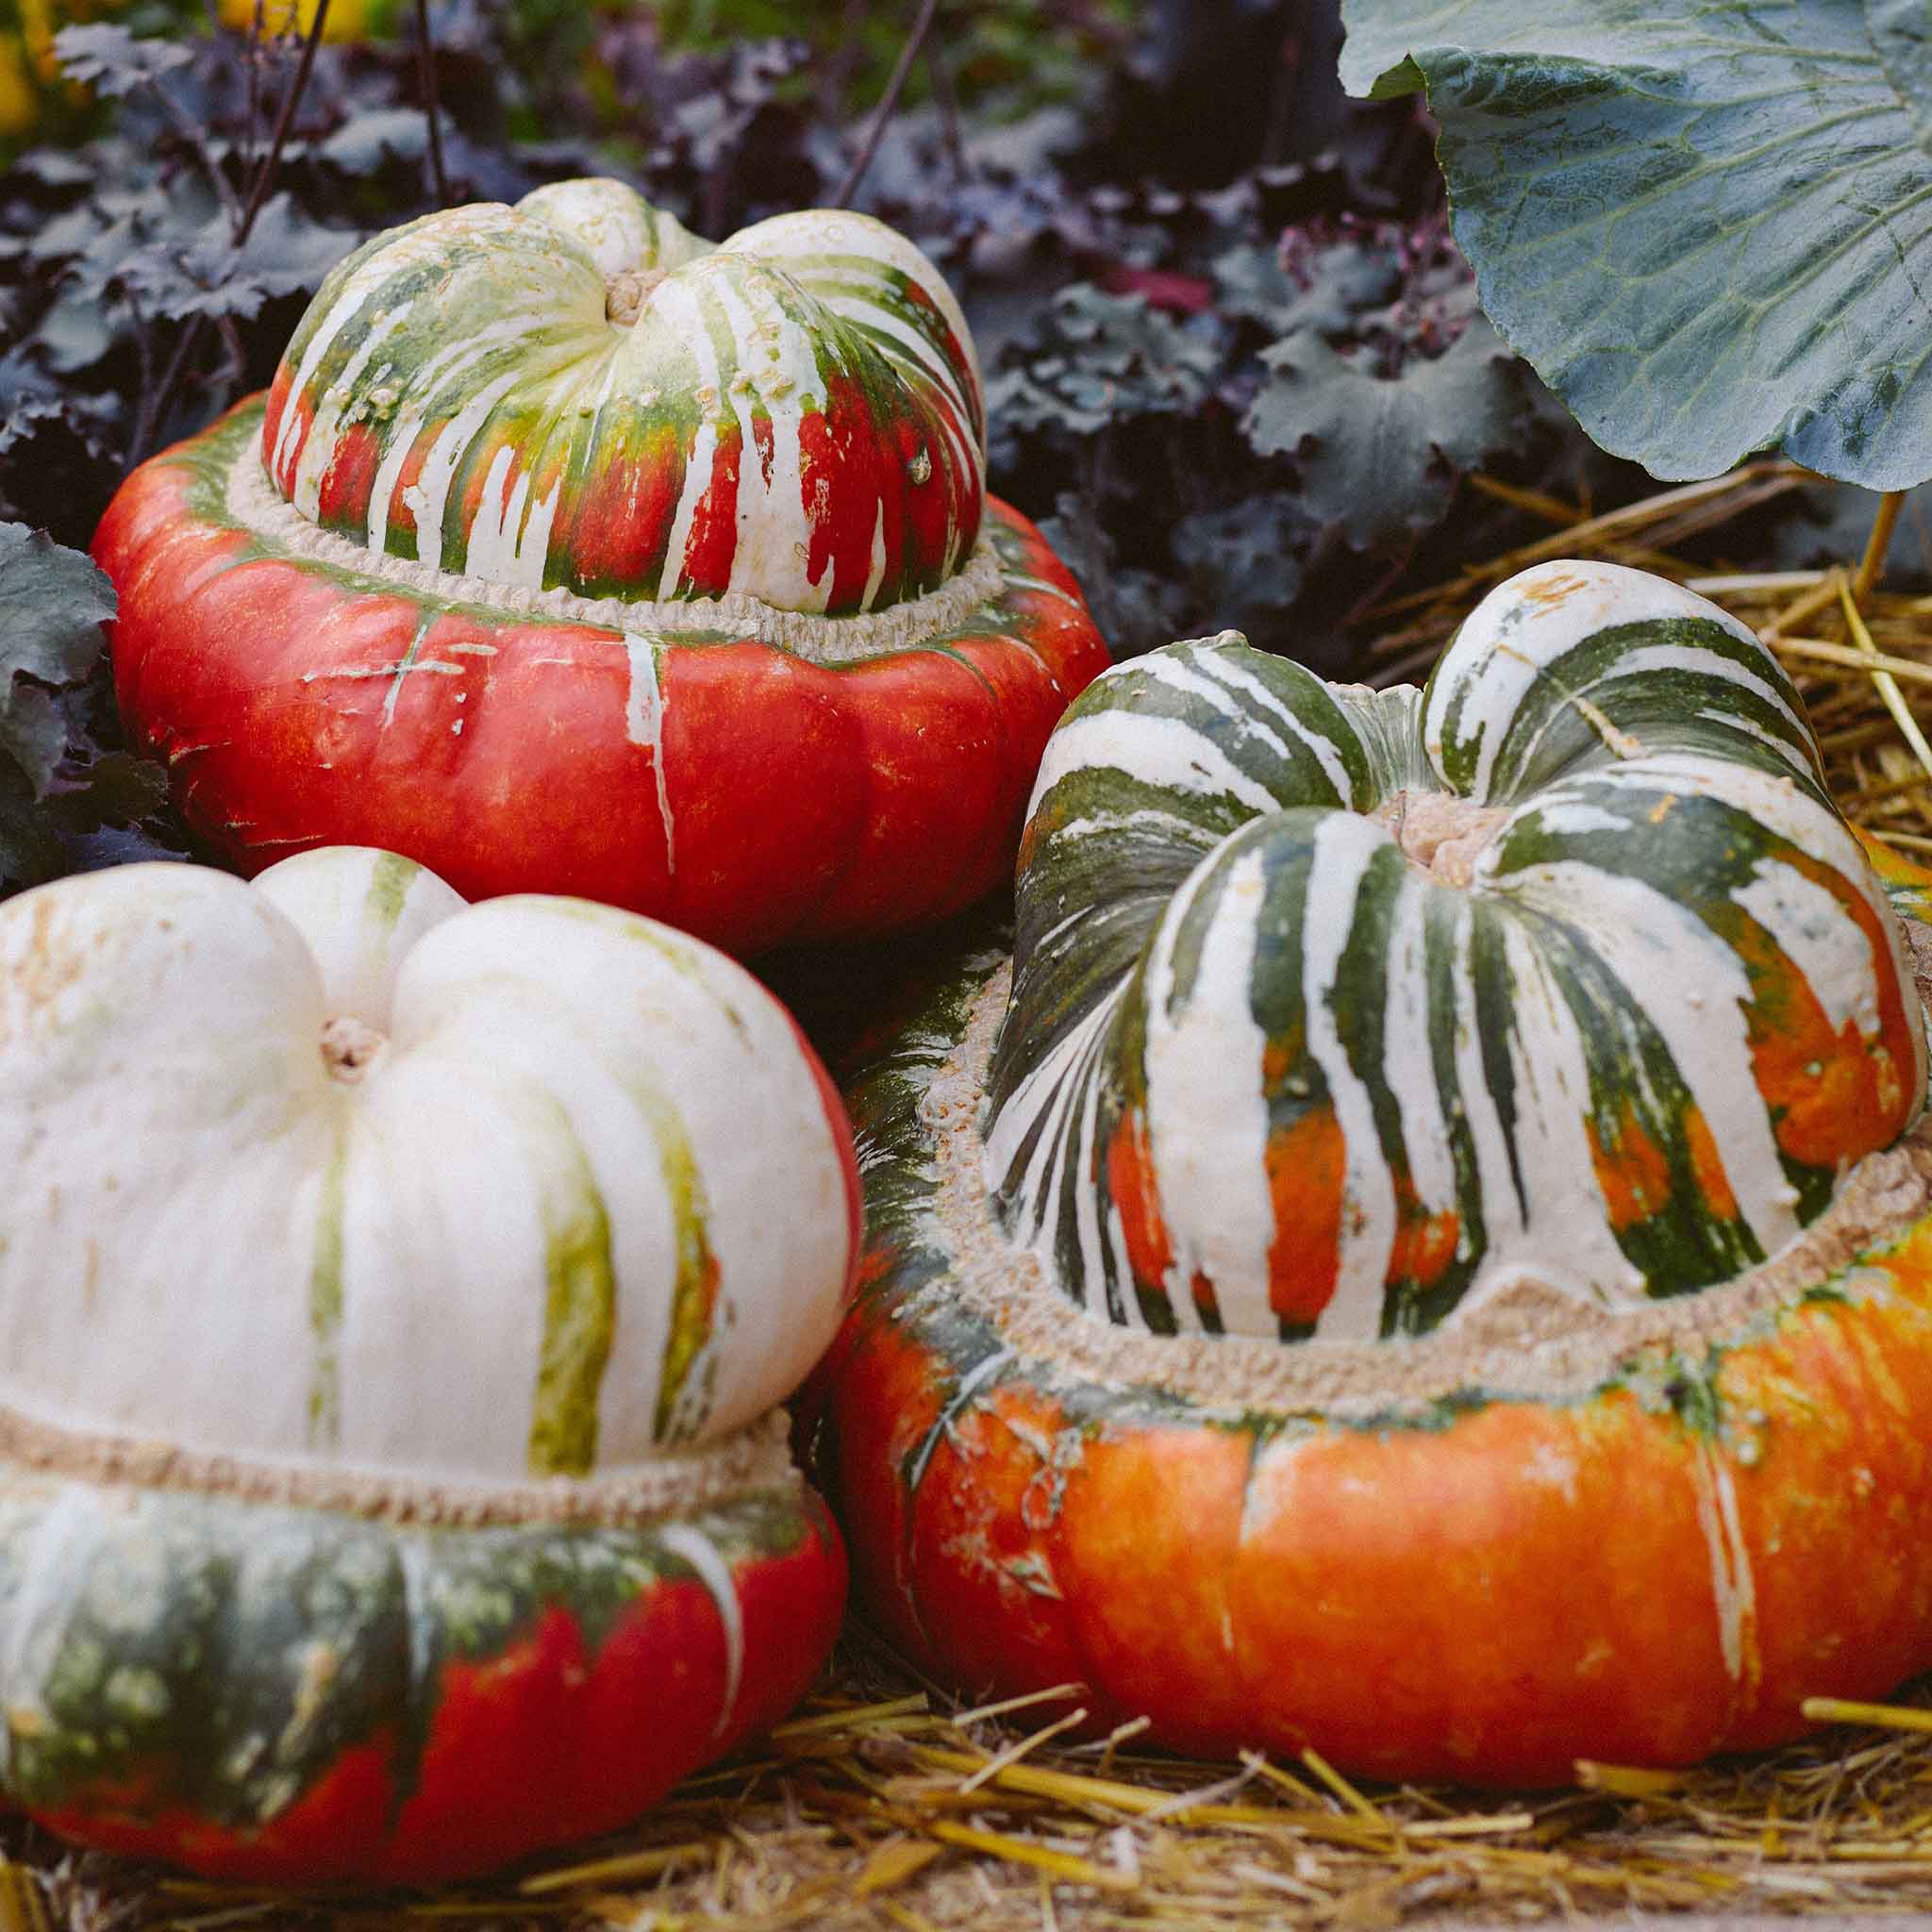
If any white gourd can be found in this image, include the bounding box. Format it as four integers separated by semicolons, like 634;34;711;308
0;846;854;1485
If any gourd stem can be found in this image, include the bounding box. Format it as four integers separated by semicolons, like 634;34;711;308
1855;489;1907;603
320;1014;387;1081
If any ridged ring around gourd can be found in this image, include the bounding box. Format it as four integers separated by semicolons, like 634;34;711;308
0;846;857;1881
94;179;1109;956
800;559;1932;1781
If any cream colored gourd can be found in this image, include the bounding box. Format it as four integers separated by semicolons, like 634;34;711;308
0;845;854;1481
0;846;855;1882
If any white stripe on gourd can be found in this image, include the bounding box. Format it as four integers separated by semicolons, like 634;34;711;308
1690;1437;1759;1691
708;269;837;611
1491;914;1649;1307
270;205;529;486
253;846;464;1024
519;177;711;281
465;441;564;589
656;1521;745;1740
1297;816;1401;1341
1500;861;1795;1252
1069;1034;1124;1329
1035;710;1286;822
0;849;851;1481
1735;861;1880;1036
1428;570;1825;806
1382;873;1459;1258
724;206;986;511
1141;843;1276;1335
287;301;411;520
987;559;1926;1341
622;633;676;871
647;273;724;605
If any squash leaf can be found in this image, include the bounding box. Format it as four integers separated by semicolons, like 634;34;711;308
1037;490;1191;663
109;195;358;325
1214;238;1400;338
1171;491;1311;636
1339;1;1932;489
985;285;1220;461
50;24;193;98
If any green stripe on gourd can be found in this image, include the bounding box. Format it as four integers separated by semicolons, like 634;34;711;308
308;1128;350;1448
986;562;1926;1342
519;1081;619;1480
993;640;1417;1105
647;1101;722;1451
0;1471;812;1830
359;849;417;939
1426;611;1825;800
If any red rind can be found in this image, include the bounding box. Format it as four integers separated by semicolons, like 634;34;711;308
11;1483;845;1884
96;400;1110;956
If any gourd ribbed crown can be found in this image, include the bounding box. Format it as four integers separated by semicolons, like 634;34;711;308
987;561;1927;1342
259;179;986;617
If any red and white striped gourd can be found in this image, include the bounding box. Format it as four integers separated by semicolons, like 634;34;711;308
0;845;856;1881
803;560;1932;1781
95;180;1108;954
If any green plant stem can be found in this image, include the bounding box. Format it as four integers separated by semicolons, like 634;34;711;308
1855;489;1907;602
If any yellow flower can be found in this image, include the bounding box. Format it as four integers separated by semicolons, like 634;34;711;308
215;0;382;41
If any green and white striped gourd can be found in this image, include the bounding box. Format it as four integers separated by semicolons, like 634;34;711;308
261;178;983;614
988;560;1926;1339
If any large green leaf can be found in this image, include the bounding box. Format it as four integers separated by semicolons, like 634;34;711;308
1339;2;1932;488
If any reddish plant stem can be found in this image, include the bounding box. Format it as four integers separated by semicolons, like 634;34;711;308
155;73;243;225
833;0;941;208
236;0;333;243
244;0;266;176
414;0;449;207
128;0;334;465
129;301;207;466
926;35;962;176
